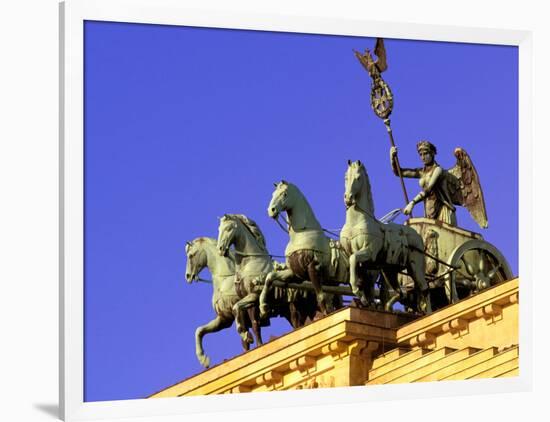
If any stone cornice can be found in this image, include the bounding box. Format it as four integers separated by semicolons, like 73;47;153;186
396;278;518;348
149;307;413;397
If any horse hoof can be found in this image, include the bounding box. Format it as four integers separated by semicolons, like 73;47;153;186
316;295;329;315
313;311;325;321
419;294;432;315
259;305;269;319
199;355;210;368
240;331;254;345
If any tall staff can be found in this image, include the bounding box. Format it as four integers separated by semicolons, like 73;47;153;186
354;39;411;208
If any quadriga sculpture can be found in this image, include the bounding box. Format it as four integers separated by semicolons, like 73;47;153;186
340;160;432;313
261;181;349;316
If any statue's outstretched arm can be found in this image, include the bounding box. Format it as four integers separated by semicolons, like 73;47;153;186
400;167;422;178
390;146;420;178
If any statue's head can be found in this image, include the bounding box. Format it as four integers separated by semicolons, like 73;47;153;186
268;180;291;219
217;215;237;257
417;140;437;165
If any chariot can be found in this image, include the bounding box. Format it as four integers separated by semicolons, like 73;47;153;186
398;217;514;311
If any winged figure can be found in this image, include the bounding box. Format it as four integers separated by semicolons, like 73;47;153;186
390;143;488;229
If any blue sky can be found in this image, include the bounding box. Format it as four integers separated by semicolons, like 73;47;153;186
84;21;518;401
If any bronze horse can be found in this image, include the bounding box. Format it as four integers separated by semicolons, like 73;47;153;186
217;214;319;340
261;181;348;316
341;160;432;313
185;237;259;368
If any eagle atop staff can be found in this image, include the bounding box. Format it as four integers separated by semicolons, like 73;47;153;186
354;38;388;79
354;38;393;120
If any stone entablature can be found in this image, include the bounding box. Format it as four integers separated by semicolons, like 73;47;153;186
150;308;414;397
149;278;518;398
395;277;518;351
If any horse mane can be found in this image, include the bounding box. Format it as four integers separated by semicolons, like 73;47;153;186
192;237;216;245
358;163;375;215
284;182;322;230
228;214;268;253
190;237;217;256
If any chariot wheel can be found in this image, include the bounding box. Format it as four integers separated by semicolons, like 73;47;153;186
447;239;513;304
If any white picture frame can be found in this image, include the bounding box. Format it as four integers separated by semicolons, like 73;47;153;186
60;0;532;420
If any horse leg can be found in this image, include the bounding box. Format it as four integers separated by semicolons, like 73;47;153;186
307;259;328;315
362;269;379;309
233;293;258;345
349;249;375;306
293;292;316;326
354;264;378;309
195;315;233;368
260;268;294;319
408;249;432;314
247;306;263;346
380;270;401;311
288;301;301;328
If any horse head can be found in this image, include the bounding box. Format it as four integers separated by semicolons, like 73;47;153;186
344;160;374;214
185;239;207;283
217;215;238;257
344;160;365;207
268;180;322;232
268;180;292;219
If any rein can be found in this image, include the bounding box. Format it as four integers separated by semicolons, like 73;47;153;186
380;208;402;223
197;277;213;284
273;213;340;239
349;200;403;225
274;215;290;234
348;201;377;220
232;249;286;259
193;274;234;284
322;228;340;238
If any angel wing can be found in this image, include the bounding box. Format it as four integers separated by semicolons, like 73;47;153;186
447;148;488;228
